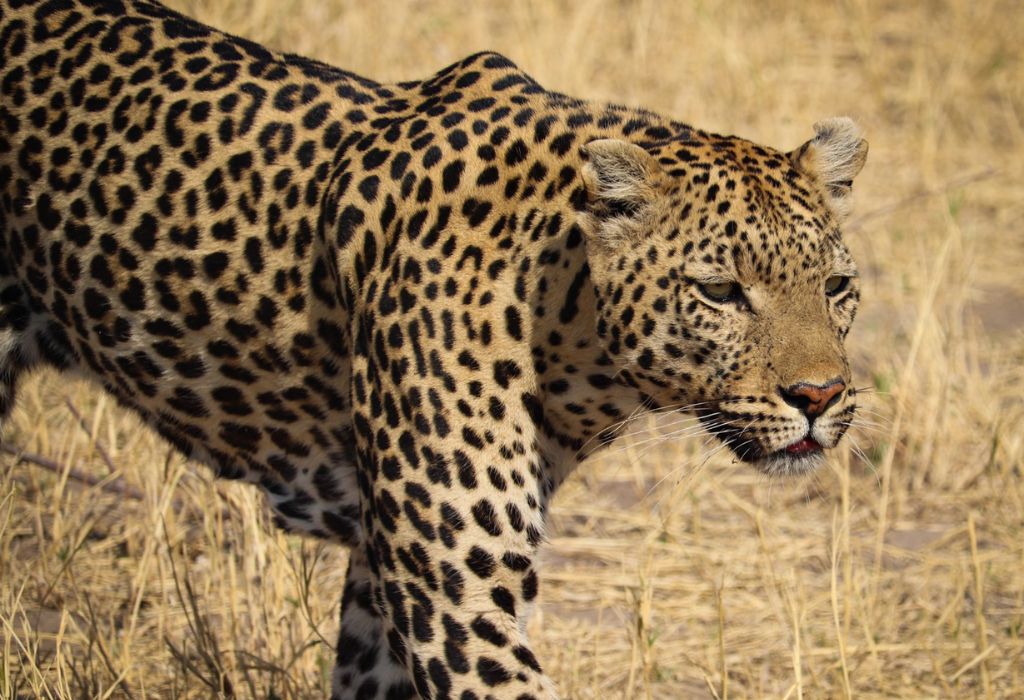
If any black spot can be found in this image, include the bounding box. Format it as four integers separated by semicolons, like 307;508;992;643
168;386;209;417
471;616;508;648
503;305;523;341
461;426;484;450
202;251;229;279
83;288;110;319
477;657;512;686
244;237;263;273
522;569;539;601
491;586;516;616
492;360;521;389
471;500;502;537
455;449;477;489
513;645;542;673
359;175;380;202
302;102;330;129
465;546;496;578
441;160;464;193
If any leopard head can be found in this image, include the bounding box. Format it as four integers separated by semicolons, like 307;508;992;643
580;118;868;475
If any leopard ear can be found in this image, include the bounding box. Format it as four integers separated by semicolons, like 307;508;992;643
581;139;666;228
789;117;868;219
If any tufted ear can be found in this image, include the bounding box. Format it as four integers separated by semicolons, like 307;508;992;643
788;117;868;219
581;139;667;242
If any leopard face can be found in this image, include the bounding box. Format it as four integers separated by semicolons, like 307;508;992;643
580;120;867;475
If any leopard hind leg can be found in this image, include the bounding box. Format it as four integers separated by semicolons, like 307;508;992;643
0;274;45;441
0;280;32;433
331;547;415;699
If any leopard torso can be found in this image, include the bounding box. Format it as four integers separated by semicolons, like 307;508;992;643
0;1;868;697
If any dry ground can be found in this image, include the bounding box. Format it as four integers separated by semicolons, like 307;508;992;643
2;0;1023;697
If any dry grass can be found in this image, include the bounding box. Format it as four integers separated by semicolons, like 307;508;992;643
2;0;1023;697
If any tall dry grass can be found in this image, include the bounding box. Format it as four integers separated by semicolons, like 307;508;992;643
2;0;1022;697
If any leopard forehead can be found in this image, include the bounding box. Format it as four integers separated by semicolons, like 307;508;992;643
581;132;861;293
652;137;854;283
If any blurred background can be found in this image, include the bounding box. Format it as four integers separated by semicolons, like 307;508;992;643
2;0;1021;697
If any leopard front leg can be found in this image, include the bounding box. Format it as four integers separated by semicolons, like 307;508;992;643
345;366;556;698
361;442;553;698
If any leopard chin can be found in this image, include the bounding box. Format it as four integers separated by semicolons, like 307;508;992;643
754;448;827;477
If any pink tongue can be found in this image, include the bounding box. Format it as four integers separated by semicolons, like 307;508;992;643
786;438;822;455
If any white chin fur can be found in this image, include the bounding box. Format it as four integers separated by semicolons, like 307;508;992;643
755;449;826;477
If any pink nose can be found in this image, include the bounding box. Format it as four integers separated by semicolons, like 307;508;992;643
780;379;845;417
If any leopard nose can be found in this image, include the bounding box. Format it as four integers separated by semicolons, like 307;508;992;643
779;378;846;417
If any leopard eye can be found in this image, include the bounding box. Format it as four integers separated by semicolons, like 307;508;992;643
825;275;850;297
697;281;743;303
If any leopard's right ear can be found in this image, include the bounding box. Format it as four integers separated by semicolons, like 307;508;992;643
580;139;667;245
788;117;868;220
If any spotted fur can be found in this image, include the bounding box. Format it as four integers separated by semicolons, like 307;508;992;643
0;1;868;697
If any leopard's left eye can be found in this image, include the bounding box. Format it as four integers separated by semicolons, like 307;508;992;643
697;281;743;304
825;275;850;297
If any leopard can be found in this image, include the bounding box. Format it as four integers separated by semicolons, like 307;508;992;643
0;0;869;697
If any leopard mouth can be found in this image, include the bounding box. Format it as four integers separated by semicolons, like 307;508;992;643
782;436;823;456
755;435;827;475
698;409;828;475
